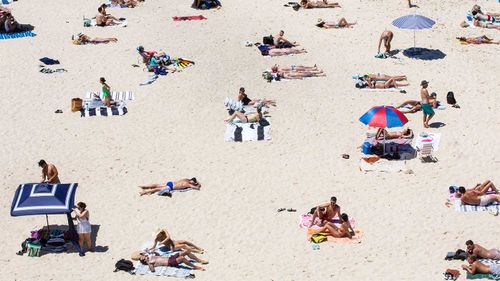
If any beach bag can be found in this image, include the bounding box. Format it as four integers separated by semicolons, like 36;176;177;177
444;269;460;280
263;35;274;45
83;17;91;27
311;233;327;244
114;259;134;273
446;91;457;105
31;230;41;240
71;98;83;112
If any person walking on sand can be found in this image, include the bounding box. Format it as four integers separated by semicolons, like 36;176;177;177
420;80;434;128
73;202;93;256
378;30;394;55
99;77;112;107
38;159;60;184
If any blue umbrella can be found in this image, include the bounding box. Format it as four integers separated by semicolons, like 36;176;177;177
392;14;435;52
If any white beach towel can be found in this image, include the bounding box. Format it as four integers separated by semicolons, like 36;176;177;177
415;133;441;151
454;199;500;212
224;120;271;142
85;91;135;101
88;18;128;27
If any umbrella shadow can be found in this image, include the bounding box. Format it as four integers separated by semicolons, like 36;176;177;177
403;48;446;60
429;122;446;128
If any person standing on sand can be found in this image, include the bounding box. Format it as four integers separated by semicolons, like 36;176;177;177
378;30;393;55
73;202;93;256
39;159;60;184
420;80;434;128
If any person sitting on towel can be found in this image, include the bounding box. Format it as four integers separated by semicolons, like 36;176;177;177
148;228;205;254
237;87;276;107
472;5;500;22
375;128;414;140
456;180;500;206
96;4;121;26
139;178;201;196
466;240;500;260
316;18;356;28
462;254;500;276
140;250;208;271
309;196;341;227
224;108;263;123
274;30;299;48
311;213;355;238
300;0;341;9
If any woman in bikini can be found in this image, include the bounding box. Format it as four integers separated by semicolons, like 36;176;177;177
358;77;408;89
457;36;500;45
224;108;263;123
312;213;354;238
148;228;205;254
270;64;326;79
301;0;341;9
74;33;118;44
316;18;357;28
375;128;414;140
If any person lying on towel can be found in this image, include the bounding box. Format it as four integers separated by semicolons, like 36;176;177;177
457;36;500;45
397;94;438;114
139;178;201;196
300;0;340;9
257;43;307;56
224;108;263;123
355;76;408;89
139;250;208;271
455;180;500;206
111;0;141;8
73;33;118;44
310;196;342;227
270;64;326;80
316;18;356;28
466;240;500;260
375;128;414;140
311;213;355;238
462;254;500;276
355;73;407;82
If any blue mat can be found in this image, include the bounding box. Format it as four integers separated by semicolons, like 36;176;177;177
0;31;36;40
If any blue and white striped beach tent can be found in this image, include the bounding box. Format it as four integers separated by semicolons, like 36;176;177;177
11;183;78;216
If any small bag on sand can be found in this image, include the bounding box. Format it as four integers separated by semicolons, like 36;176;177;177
71;98;83;112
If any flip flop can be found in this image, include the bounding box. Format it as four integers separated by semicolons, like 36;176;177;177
287;208;297;212
54;109;63;113
277;208;286;212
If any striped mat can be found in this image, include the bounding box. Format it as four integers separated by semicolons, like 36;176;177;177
80;107;127;117
85;91;134;101
224;121;271;142
0;31;36;40
454;199;500;212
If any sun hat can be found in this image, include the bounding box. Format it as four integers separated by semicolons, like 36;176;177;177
420;80;429;86
131;251;143;261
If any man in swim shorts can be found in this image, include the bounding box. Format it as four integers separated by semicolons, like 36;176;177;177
466;240;500;260
310;196;341;227
139;250;208;271
139;178;201;196
457;180;500;206
462;255;500;276
420;80;435;128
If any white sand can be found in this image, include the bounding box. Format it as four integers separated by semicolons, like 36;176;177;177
1;0;499;280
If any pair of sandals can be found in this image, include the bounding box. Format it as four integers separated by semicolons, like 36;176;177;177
277;208;297;212
39;68;67;74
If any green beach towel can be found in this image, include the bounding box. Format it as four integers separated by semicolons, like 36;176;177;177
467;272;500;280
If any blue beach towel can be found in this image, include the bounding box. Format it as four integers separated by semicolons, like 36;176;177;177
0;31;36;40
1;0;12;5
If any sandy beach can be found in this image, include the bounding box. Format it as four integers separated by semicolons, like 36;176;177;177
1;0;499;280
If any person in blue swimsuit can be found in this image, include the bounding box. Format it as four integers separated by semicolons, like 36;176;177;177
139;178;201;196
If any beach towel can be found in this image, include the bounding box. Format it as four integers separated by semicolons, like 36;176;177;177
132;242;195;278
80;106;127;117
87;18;127;27
172;15;207;21
0;31;36;40
306;228;363;244
415;133;441;152
466;272;500;280
454;199;500;212
224;121;271;142
174;58;195;69
1;0;12;4
359;158;409;173
85;91;135;101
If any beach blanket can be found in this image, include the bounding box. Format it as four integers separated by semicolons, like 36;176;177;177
80;106;127;117
172;15;207;21
359;158;409;173
306;228;363;244
85;91;135;101
0;31;36;40
224;121;271;142
299;213;356;229
415;133;441;152
466;272;500;280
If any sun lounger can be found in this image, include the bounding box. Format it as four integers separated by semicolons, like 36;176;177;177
80;106;127;117
415;132;441;151
85;91;135;101
224;121;271;142
0;31;36;40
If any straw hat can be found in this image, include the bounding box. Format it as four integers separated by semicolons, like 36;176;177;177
131;251;143;261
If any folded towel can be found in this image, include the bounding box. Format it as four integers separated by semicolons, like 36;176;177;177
85;91;135;101
306;228;363;244
80;106;127;117
224;122;271;142
0;31;36;40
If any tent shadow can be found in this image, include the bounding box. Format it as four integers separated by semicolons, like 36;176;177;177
403;48;446;60
39;224;108;254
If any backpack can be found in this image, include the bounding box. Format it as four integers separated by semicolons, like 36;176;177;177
311;233;327;243
446;91;457;105
263;35;274;45
114;259;135;273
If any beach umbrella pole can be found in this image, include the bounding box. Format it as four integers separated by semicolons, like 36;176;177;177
46;214;50;232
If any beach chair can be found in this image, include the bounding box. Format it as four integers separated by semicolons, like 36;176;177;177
418;143;437;162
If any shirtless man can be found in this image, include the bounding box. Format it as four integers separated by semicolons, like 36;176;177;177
38;160;60;184
300;0;341;9
378;30;394;55
462;255;500;276
359;74;407;81
274;30;298;48
398;93;437;113
312;213;355;238
310;196;341;227
473;19;500;30
419;80;434;128
139;178;202;196
472;5;500;21
466;240;500;260
139;250;208;271
457;180;500;206
96;5;121;27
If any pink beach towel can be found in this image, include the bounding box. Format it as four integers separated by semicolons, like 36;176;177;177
172;15;207;21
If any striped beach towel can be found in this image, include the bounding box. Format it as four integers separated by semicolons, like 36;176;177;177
224;121;271;142
1;0;12;4
0;31;36;40
80;106;127;117
174;58;195;69
85;91;135;101
454;199;500;212
133;241;195;278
